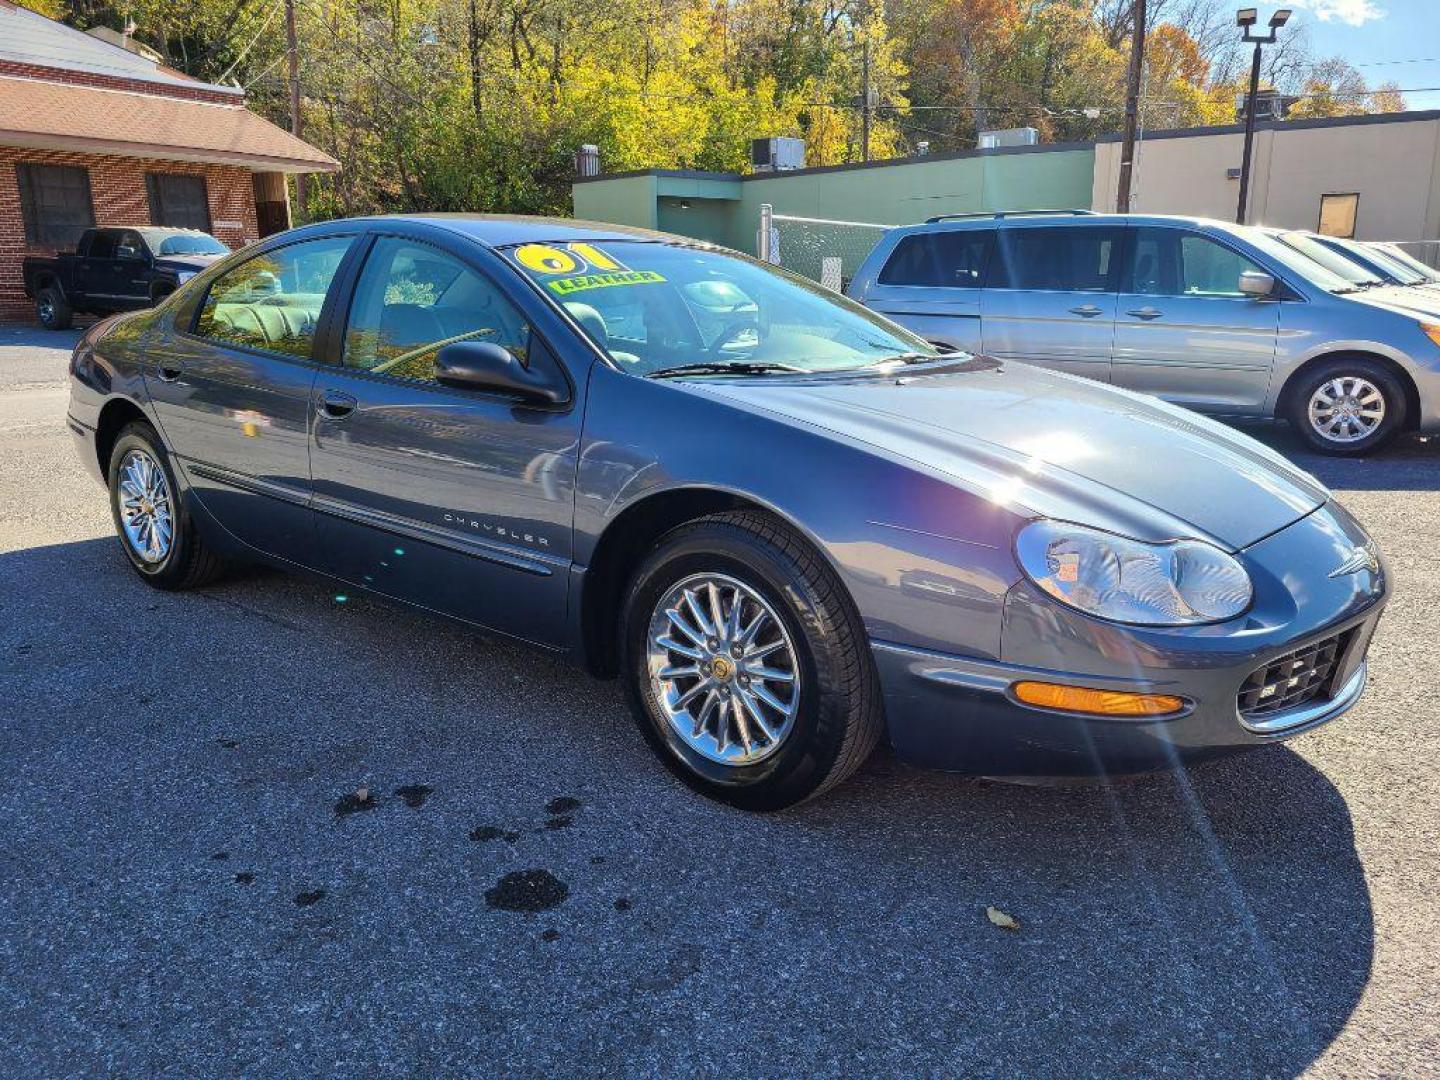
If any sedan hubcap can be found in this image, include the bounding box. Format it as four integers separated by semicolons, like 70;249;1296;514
646;573;800;765
1309;377;1385;443
117;449;173;563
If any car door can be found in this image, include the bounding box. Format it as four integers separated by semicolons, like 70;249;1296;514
309;231;582;648
980;223;1123;383
145;232;359;562
855;228;992;352
112;229;153;308
1111;226;1279;413
75;229;117;309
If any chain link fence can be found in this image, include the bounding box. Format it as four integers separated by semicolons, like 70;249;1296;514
757;205;890;292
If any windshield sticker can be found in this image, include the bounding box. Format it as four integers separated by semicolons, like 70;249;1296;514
513;242;631;276
546;270;665;296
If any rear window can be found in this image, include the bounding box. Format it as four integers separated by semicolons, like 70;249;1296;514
877;230;992;287
992;226;1123;292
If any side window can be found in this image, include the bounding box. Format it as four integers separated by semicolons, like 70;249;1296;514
993;226;1121;292
116;230;145;260
343;238;530;384
87;231;117;260
1180;235;1263;297
194;235;353;358
1128;229;1264;298
878;230;992;287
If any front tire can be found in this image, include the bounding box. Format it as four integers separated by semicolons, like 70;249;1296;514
107;421;225;589
620;511;882;810
1287;357;1406;456
36;286;73;330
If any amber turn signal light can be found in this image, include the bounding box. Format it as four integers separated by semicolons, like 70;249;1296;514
1012;681;1185;717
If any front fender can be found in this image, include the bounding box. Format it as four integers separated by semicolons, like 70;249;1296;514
576;364;1023;659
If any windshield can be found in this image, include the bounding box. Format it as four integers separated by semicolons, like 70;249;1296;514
1329;237;1426;286
1231;226;1359;293
503;240;937;376
1275;231;1380;287
1373;243;1440;283
139;230;228;256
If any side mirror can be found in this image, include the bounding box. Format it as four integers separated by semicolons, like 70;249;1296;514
434;340;568;406
1238;270;1275;297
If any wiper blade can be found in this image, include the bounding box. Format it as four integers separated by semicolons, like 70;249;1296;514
647;361;807;379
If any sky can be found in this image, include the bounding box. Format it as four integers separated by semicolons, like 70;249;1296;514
1283;0;1440;110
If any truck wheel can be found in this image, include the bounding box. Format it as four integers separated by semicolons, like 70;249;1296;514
36;287;73;330
620;511;883;810
1287;357;1406;456
107;421;226;589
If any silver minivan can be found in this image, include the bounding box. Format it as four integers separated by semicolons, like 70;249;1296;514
848;211;1440;455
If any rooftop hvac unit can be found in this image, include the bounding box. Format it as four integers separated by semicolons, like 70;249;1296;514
751;137;806;173
977;127;1039;149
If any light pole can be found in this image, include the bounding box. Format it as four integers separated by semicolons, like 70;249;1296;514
1235;7;1291;225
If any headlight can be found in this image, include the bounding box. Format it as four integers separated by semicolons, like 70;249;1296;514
1016;520;1252;626
1421;322;1440;349
176;271;197;284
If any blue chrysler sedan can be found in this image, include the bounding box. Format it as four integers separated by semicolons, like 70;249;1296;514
65;216;1390;808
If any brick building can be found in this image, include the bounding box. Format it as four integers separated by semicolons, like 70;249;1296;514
0;1;337;321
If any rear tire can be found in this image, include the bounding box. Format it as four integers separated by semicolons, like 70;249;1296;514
107;421;226;589
36;286;73;330
620;511;883;810
1286;357;1406;456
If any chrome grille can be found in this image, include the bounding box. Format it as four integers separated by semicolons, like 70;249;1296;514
1238;633;1346;720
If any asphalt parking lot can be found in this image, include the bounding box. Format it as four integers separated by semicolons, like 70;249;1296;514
2;325;1438;1077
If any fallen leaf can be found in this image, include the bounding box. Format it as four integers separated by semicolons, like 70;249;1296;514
986;906;1020;931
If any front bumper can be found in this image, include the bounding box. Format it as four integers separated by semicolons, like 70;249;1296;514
873;500;1389;776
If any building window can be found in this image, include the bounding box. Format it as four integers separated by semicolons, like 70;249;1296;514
15;163;95;249
1318;194;1359;239
147;173;212;231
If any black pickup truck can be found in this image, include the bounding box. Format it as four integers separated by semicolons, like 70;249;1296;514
22;226;230;329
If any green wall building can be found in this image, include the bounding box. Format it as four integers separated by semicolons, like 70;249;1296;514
571;142;1097;276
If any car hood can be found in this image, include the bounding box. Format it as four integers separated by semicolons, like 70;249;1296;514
155;253;226;273
688;359;1327;551
1349;284;1440;317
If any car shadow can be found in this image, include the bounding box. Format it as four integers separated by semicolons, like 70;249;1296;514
3;536;1374;1075
1229;418;1440;491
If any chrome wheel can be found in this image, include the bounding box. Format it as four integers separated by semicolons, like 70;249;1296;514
1308;376;1385;444
37;296;54;324
116;448;173;564
646;572;800;766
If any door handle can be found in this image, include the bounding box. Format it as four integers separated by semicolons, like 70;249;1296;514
155;364;184;383
317;389;358;420
1069;304;1104;317
1127;307;1163;320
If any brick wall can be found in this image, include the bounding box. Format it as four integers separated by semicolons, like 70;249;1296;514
0;146;259;321
0;59;241;105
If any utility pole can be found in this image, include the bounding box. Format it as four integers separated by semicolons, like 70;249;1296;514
1116;0;1147;212
285;0;306;222
1235;8;1292;225
861;37;872;163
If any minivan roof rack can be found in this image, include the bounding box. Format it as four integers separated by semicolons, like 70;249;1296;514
923;209;1097;224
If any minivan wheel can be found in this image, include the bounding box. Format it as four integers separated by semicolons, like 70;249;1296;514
620;511;882;810
107;422;225;589
1287;358;1406;456
36;287;73;330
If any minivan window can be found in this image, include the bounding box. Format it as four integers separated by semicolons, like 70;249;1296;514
1128;228;1267;297
878;230;992;287
992;226;1121;292
194;235;353;358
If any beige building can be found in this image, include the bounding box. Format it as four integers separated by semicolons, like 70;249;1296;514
1092;110;1440;261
